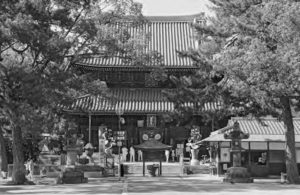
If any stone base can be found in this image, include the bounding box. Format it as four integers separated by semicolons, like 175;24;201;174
59;167;88;184
190;159;200;166
84;172;103;178
223;167;253;183
223;177;253;183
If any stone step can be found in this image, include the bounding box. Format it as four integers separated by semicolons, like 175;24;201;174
184;165;210;174
121;163;210;176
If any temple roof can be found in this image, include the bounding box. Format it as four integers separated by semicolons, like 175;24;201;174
145;13;205;22
134;140;172;151
201;117;300;142
65;88;222;114
73;14;205;70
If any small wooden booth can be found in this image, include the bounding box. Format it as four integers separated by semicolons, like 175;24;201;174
202;117;300;177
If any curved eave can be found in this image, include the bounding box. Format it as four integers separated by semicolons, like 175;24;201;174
72;63;198;72
62;109;172;115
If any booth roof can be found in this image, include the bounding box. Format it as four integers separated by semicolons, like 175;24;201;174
134;140;172;151
202;117;300;143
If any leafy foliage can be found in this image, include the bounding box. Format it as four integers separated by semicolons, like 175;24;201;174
169;0;300;183
0;0;144;184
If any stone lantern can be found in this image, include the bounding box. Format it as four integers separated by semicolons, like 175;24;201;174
223;121;253;183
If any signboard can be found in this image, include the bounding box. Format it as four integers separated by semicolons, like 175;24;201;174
147;115;157;127
220;148;231;162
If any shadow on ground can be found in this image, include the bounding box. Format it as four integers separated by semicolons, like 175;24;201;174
127;176;300;194
1;176;300;195
0;179;123;195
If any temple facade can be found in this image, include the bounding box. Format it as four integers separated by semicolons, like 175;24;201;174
64;14;221;158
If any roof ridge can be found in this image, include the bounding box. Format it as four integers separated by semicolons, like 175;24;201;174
110;88;164;90
145;13;205;22
231;117;300;120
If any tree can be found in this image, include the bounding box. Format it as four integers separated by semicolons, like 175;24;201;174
0;0;143;184
168;0;300;183
0;117;9;177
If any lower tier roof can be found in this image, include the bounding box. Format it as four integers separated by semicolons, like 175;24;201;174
64;88;222;114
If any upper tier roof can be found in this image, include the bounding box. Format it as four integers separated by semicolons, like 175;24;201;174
145;13;205;22
73;14;205;70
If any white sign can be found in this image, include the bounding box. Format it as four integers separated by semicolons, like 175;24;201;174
220;148;231;162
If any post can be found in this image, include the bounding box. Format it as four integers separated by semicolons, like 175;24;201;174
118;116;121;180
118;115;121;135
117;141;122;180
217;142;220;176
115;105;124;181
248;142;251;167
143;157;145;176
98;124;107;167
88;114;92;143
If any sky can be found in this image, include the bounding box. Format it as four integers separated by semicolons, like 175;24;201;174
135;0;213;16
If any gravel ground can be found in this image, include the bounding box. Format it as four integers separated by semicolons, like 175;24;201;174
1;175;300;195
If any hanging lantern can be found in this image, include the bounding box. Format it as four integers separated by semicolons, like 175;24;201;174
120;117;125;124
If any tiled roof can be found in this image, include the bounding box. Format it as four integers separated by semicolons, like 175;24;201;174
74;14;205;69
202;117;300;142
65;88;221;114
145;13;205;22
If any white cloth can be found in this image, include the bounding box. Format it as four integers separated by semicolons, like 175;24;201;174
171;150;175;161
130;147;135;162
122;147;128;162
26;160;34;180
138;150;143;161
165;150;170;163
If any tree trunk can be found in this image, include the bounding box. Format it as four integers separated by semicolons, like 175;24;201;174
280;96;300;184
0;128;8;175
11;124;26;184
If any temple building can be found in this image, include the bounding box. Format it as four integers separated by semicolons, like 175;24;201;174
63;14;221;157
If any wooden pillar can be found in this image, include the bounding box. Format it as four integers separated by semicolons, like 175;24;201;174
248;142;251;169
267;141;270;170
143;155;145;176
211;115;215;132
217;142;220;176
88;113;92;143
159;159;162;176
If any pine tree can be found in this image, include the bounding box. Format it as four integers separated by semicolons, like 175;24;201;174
0;117;9;177
169;0;300;183
0;0;143;184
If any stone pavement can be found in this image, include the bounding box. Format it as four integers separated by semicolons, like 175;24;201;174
1;175;300;195
0;177;124;195
125;175;300;195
